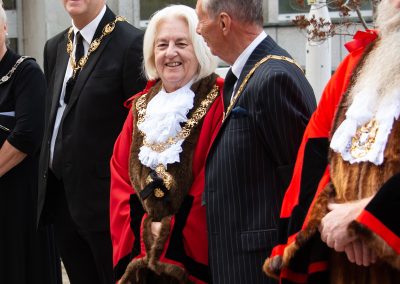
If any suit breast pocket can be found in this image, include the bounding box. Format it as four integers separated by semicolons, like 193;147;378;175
227;106;251;131
227;116;251;132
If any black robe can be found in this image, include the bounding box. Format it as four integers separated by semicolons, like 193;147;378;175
0;49;60;284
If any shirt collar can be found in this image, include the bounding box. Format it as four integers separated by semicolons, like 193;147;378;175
231;31;267;79
72;5;107;45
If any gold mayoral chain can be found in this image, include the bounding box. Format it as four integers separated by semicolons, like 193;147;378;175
136;84;220;198
222;55;303;122
350;119;379;159
66;16;126;77
0;56;32;85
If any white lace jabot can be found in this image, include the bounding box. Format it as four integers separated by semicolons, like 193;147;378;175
137;82;195;170
330;88;400;165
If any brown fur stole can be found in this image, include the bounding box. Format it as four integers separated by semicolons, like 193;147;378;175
120;73;218;283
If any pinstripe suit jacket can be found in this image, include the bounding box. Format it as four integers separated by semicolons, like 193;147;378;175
205;36;316;284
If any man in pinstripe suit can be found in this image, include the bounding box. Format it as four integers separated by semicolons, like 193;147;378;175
196;0;316;283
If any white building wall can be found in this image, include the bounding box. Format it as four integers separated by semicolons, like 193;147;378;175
20;0;140;66
22;0;69;66
19;0;363;74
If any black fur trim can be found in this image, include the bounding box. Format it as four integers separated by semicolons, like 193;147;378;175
130;194;146;258
165;195;210;282
365;173;400;237
114;254;131;281
288;138;329;236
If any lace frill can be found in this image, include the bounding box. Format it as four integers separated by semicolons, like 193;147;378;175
137;84;195;170
330;88;400;165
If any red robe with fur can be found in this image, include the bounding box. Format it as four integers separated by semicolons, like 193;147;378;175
110;77;224;283
264;30;400;283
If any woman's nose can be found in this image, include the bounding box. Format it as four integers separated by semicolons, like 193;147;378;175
165;43;177;57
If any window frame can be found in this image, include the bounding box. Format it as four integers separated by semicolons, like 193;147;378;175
277;0;372;22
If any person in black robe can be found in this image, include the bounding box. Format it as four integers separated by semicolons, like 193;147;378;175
0;1;60;283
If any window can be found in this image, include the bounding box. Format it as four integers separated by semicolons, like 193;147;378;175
3;0;16;9
140;0;196;27
278;0;372;22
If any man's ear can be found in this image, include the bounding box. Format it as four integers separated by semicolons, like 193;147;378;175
219;12;231;36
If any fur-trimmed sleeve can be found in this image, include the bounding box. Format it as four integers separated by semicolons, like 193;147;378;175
349;173;400;269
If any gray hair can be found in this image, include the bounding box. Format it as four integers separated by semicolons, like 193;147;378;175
0;0;6;24
202;0;263;26
143;4;218;81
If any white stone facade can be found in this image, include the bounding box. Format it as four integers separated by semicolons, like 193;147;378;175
12;1;368;75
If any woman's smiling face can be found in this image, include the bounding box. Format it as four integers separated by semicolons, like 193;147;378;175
154;17;199;93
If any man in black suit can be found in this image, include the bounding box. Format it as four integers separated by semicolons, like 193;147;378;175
196;0;316;283
37;0;146;283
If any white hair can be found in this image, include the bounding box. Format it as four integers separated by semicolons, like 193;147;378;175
348;0;400;102
202;0;263;26
0;0;6;24
376;0;400;37
143;4;218;81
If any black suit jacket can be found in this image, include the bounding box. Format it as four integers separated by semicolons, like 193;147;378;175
205;36;316;283
38;8;146;231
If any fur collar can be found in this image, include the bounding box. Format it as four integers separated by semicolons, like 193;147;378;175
129;73;218;220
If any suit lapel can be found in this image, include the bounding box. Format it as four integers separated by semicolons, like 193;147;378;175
221;36;276;124
63;7;116;117
49;33;69;124
237;36;276;85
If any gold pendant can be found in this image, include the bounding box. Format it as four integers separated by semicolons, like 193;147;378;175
154;188;165;198
350;119;379;158
145;165;174;199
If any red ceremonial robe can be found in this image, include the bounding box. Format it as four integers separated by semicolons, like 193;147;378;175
263;30;400;282
110;77;224;283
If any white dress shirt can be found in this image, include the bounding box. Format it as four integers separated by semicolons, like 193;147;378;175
229;31;267;100
50;5;106;167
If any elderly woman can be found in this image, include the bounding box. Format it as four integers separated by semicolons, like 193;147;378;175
0;1;58;284
110;5;223;284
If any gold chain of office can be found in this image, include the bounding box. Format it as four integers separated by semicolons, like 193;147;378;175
136;84;220;153
222;55;303;122
66;16;126;77
0;56;32;85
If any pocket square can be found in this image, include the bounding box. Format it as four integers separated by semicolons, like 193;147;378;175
231;106;249;118
0;111;15;117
